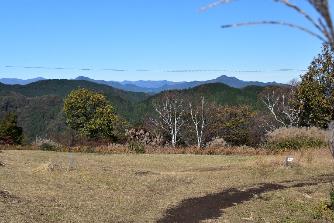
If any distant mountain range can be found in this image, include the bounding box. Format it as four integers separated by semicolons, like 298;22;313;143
0;77;46;85
0;75;281;93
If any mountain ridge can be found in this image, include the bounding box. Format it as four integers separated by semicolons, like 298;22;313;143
0;77;46;85
0;75;281;93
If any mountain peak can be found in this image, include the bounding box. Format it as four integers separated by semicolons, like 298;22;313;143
75;76;93;81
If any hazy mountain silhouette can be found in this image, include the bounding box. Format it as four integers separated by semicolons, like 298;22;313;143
0;75;280;93
0;77;46;85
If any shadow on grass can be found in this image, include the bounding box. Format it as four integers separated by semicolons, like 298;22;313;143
157;174;334;223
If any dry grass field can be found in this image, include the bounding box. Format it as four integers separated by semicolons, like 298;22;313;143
1;148;334;223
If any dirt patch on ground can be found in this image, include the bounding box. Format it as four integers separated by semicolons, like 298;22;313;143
158;175;334;223
0;190;22;204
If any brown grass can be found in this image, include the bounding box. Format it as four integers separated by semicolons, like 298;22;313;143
0;144;284;156
266;127;329;142
0;147;334;222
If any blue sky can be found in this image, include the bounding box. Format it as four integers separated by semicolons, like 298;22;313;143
0;0;328;83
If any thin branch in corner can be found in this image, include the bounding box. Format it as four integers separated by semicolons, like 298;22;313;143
201;0;334;48
274;0;323;33
221;21;326;42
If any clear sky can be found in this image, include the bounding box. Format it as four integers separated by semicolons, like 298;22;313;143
0;0;329;83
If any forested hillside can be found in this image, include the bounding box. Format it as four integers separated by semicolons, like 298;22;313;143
0;80;149;141
0;80;267;141
0;80;148;102
133;83;265;122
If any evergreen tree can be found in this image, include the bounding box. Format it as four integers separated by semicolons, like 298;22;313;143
294;45;334;128
0;113;23;145
63;88;119;140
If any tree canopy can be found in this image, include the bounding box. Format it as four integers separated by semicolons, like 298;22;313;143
64;88;119;140
0;113;23;145
294;44;334;128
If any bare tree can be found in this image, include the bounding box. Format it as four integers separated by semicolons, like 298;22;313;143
201;0;334;49
262;87;300;128
189;97;206;148
151;95;185;147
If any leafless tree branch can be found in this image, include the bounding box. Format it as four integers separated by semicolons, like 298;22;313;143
221;21;326;41
152;96;185;147
262;88;300;128
275;0;323;33
202;0;334;48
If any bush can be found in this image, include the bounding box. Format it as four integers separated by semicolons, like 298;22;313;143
33;137;61;151
206;137;227;148
330;192;334;211
329;185;334;211
265;127;328;150
125;128;153;145
128;141;146;154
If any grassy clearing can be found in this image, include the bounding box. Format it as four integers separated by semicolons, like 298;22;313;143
0;148;334;222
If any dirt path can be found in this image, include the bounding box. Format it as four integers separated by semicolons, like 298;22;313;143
157;175;334;223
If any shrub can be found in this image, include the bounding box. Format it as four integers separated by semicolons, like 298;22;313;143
125;128;153;145
206;137;227;148
329;185;334;211
33;137;61;151
312;201;333;220
128;141;146;154
265;127;328;150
